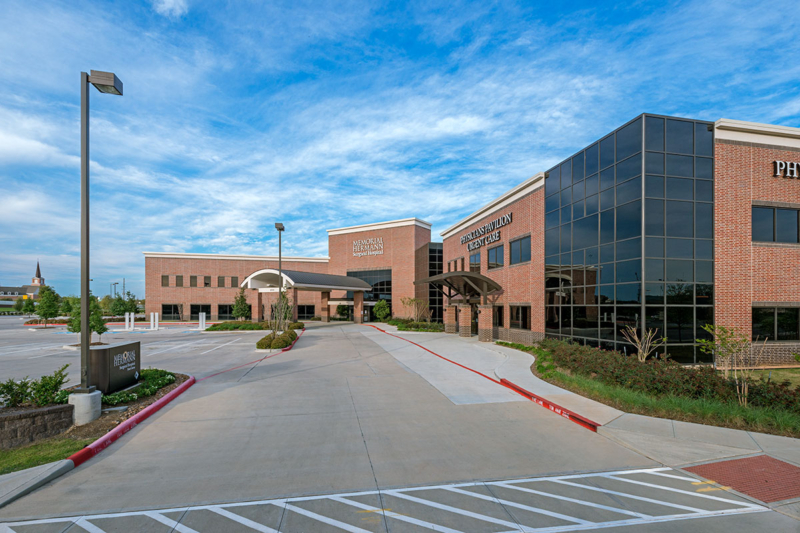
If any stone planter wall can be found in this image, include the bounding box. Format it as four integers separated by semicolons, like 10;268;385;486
0;404;74;449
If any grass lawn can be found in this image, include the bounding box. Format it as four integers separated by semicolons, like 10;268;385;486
0;437;93;475
754;368;800;388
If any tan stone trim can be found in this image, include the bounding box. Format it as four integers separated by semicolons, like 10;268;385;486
143;252;328;262
327;217;431;235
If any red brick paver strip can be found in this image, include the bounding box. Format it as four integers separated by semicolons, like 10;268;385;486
685;455;800;503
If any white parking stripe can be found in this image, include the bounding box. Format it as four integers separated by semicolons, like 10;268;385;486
75;518;107;533
493;482;649;518
643;471;699;482
443;486;591;525
208;506;279;532
547;480;708;513
332;496;465;533
602;475;761;507
200;337;241;354
145;338;207;357
144;511;201;533
385;490;531;530
280;503;374;532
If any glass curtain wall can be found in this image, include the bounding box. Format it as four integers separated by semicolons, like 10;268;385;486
544;114;714;363
429;243;444;322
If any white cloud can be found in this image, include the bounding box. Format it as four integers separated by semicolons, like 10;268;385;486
151;0;188;18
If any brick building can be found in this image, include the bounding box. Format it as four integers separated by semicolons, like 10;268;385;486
144;115;800;364
0;262;44;303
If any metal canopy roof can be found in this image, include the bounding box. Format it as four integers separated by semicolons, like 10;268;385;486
241;269;372;292
415;271;502;304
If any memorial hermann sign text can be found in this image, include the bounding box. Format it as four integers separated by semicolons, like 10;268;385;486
353;237;384;257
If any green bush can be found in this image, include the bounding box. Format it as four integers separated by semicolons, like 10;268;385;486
100;369;176;406
284;329;298;342
206;321;269;331
0;365;70;408
397;321;445;332
256;333;276;349
270;336;291;349
288;322;304;330
0;377;32;408
387;318;412;326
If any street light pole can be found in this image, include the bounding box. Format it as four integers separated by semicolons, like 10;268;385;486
275;222;284;325
78;70;123;393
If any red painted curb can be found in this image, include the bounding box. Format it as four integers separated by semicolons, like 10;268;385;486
197;328;304;382
500;378;600;432
68;376;196;468
365;325;601;432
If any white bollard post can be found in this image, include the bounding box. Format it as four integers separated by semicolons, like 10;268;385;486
124;312;128;331
155;312;159;330
129;312;134;331
150;312;155;330
199;312;206;331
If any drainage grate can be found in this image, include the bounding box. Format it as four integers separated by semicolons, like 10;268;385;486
685;455;800;503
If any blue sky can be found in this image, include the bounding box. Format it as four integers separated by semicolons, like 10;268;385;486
1;0;799;298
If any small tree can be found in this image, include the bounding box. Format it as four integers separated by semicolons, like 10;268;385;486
620;325;667;362
232;287;251;321
401;297;429;322
60;297;73;316
373;299;390;322
273;291;294;332
68;304;81;342
99;295;113;315
336;304;350;320
125;291;138;314
90;297;108;342
36;285;60;328
697;324;766;407
22;298;35;317
14;298;24;312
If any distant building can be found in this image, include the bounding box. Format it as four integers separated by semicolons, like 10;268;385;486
0;262;44;301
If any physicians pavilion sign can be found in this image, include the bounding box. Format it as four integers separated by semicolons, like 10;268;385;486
353;237;384;257
775;161;800;179
460;212;513;251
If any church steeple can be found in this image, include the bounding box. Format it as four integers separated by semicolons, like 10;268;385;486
32;261;43;286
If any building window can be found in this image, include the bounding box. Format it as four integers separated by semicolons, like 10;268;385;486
231;276;239;287
510;306;531;329
469;252;480;273
297;305;315;320
190;304;211;320
428;243;443;322
162;304;181;321
218;304;233;320
190;276;197;288
510;236;531;265
488;245;504;269
161;275;169;287
176;275;184;287
493;306;504;327
204;276;211;288
218;276;225;288
753;307;800;341
346;270;392;302
752;207;800;243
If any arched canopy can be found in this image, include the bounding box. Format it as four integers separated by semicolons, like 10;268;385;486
415;271;501;304
241;269;372;293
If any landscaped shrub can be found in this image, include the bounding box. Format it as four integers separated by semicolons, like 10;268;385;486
284;329;297;342
270;336;291;349
397;321;445;332
100;369;176;406
387;318;412;326
288;322;304;330
256;333;276;349
0;377;32;408
206;321;268;331
0;365;71;408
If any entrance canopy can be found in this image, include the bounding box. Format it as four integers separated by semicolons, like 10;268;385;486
416;271;501;304
241;269;372;293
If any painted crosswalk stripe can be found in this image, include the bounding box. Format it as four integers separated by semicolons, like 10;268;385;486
208;506;279;532
279;503;374;533
601;475;761;507
443;486;591;525
144;511;201;533
547;479;708;513
332;496;464;533
74;518;107;533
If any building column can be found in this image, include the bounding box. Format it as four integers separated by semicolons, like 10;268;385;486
478;305;493;342
250;290;263;323
458;304;472;338
320;292;330;322
354;291;364;324
291;288;299;322
444;304;458;334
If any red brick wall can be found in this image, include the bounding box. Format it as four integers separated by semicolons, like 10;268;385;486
442;186;545;339
715;140;800;340
327;223;431;318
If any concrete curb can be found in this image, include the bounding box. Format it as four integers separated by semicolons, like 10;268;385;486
199;328;305;381
0;376;196;510
500;378;601;432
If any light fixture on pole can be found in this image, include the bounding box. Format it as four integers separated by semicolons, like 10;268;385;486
77;70;123;396
111;282;119;297
275;223;284;323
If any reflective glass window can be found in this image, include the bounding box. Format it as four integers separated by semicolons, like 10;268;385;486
666;344;694;364
510;236;531;264
696;307;714;344
666;119;694;154
573;214;598;250
695;123;714;156
696;157;713;179
599;306;615;339
696;203;713;239
161;275;169;287
560;160;572;188
218;276;225;288
600;188;615;211
696;261;713;283
616;283;641;304
752;308;774;341
545;169;559;197
645;284;664;304
646;237;664;257
666;154;693;177
617;176;641;205
600;167;615;191
646;199;665;235
666;238;693;258
616;118;642;162
645;259;664;281
572;250;584;267
752;207;774;241
667;283;693;304
666;177;693;200
646;152;664;174
561;205;571;224
585;174;599;196
696;180;713;202
585;143;599;176
666;259;693;282
600;209;615;244
777;308;800;341
546;210;559;229
176;275;184;287
469;252;480;273
616;153;642;183
616;200;642;241
666;201;693;238
573;153;585;181
616;237;641;261
600;243;614;263
585;194;599;216
599;264;614;286
545;228;559;256
560;225;571;253
600;135;615;169
616;259;641;283
546;193;559;213
573;200;585;219
776;209;799;243
572;181;584;202
646;175;664;198
231;276;238;287
645;116;665;151
666;307;695;344
696;284;713;305
560;187;571;207
646;305;665;333
586;246;599;265
696;240;713;260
